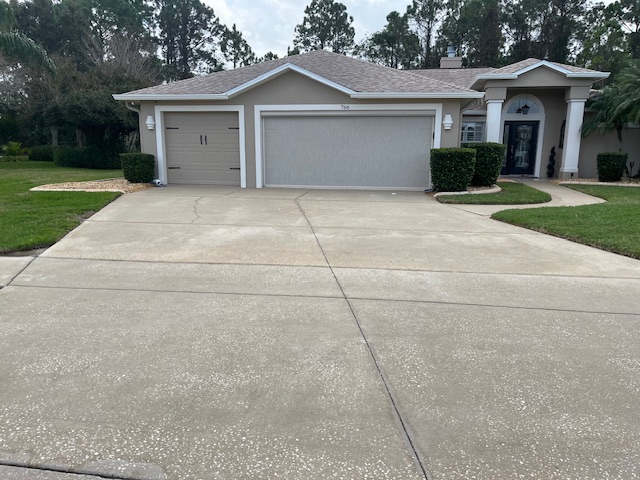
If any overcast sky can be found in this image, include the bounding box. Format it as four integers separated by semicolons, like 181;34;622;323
204;0;404;57
204;0;619;58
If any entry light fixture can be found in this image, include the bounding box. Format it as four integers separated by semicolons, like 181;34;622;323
518;93;530;115
443;114;454;130
146;115;155;130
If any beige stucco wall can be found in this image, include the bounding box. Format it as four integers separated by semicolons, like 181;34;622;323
136;71;469;187
579;117;640;178
484;68;596;91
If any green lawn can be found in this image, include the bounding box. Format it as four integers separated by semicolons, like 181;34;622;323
492;185;640;259
0;162;122;253
436;182;552;204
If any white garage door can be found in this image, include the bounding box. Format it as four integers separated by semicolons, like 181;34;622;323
263;116;432;189
164;112;240;185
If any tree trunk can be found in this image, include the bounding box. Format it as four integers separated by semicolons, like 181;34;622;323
617;127;623;152
50;126;59;146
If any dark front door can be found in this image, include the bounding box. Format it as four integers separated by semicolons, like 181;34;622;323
502;121;538;175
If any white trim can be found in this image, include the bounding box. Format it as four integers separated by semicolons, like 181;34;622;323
473;61;610;84
226;63;355;98
350;92;484;99
254;103;441;189
567;72;610;79
474;74;518;81
501;94;546;178
115;94;229;101
153;105;247;188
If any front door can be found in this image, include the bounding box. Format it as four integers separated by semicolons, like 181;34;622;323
502;121;538;175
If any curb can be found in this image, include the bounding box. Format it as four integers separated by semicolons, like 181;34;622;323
433;185;501;198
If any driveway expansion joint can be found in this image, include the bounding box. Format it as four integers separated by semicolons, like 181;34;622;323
0;461;129;480
294;198;431;480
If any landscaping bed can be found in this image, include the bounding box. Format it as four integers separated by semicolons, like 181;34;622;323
492;185;640;259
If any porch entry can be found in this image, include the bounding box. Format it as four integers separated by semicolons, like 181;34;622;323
502;121;538;175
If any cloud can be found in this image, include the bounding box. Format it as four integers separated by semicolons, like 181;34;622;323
203;0;397;56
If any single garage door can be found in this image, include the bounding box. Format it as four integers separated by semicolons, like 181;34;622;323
263;116;432;189
164;112;240;185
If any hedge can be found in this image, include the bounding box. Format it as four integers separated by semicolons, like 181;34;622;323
29;145;57;162
462;142;506;186
120;153;155;183
596;152;627;182
53;147;121;169
430;148;476;192
0;155;29;162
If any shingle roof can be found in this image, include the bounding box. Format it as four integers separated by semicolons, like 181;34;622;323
409;67;495;89
121;50;480;97
488;58;603;75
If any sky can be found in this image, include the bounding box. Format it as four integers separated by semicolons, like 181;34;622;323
204;0;402;57
204;0;620;58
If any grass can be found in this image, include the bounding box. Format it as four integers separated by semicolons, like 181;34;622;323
436;182;552;204
0;162;122;253
492;184;640;259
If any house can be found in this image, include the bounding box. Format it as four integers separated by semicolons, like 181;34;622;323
114;50;610;189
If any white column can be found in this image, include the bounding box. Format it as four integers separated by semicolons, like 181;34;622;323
560;99;587;177
485;100;504;143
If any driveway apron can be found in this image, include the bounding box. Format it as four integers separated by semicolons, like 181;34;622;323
1;186;639;479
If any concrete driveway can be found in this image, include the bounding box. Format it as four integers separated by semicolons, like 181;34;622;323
1;186;639;480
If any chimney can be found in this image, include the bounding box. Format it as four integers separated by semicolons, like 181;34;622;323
440;45;462;68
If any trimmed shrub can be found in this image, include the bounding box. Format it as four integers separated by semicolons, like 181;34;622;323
596;152;627;182
430;147;476;192
29;145;57;162
54;146;122;169
462;142;506;186
0;155;29;162
120;153;155;183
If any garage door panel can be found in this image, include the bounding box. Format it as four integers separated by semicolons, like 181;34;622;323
264;116;432;189
164;112;240;186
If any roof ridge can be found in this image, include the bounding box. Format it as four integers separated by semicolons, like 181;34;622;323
400;68;476;93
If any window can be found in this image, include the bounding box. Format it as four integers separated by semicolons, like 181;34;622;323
461;122;485;142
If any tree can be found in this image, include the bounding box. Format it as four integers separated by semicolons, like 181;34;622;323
582;83;628;151
260;51;279;62
357;11;420;69
0;0;55;73
406;0;444;68
470;0;503;66
576;2;628;77
220;24;256;68
504;0;585;64
155;0;223;80
293;0;355;54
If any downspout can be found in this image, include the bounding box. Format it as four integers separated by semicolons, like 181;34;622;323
124;101;140;114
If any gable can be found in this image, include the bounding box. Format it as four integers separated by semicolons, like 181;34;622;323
232;70;351;104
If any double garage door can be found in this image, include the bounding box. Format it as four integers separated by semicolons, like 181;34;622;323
264;116;433;189
164;112;433;189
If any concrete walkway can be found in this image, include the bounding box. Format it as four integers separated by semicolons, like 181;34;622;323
448;178;606;216
1;185;639;480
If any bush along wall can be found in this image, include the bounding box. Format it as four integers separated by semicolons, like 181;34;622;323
120;153;155;183
596;152;628;182
54;146;122;169
430;148;476;192
462;142;506;186
29;145;57;162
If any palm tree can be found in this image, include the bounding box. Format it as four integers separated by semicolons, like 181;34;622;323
0;0;55;73
614;62;640;125
582;83;629;152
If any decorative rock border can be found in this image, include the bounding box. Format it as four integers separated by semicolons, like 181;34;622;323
432;185;502;198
